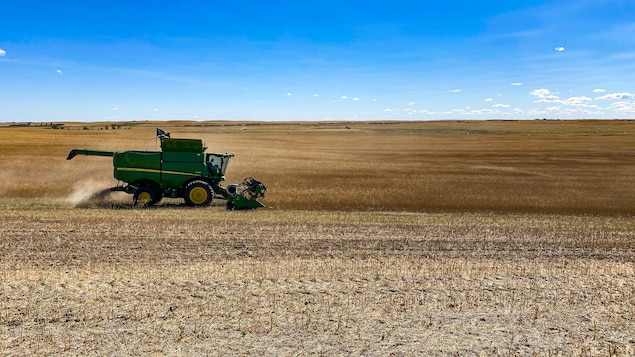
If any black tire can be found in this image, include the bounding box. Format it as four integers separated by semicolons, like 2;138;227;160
134;186;161;207
184;180;214;207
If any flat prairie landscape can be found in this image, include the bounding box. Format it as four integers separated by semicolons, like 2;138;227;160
0;120;634;355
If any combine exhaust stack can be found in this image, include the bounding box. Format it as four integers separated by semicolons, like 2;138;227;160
66;129;266;209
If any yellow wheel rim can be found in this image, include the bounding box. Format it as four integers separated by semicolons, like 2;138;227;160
189;187;208;205
137;191;152;205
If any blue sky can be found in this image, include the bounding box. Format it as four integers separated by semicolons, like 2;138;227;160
1;0;634;122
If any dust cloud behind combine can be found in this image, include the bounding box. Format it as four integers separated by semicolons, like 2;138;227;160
66;180;115;206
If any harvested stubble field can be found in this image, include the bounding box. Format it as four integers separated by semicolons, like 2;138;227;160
0;120;634;355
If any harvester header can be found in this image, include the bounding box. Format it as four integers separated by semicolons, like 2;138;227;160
67;130;266;209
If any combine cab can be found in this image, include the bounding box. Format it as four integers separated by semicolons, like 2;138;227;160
67;132;266;209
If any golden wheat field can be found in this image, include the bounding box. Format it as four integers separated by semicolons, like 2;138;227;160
1;120;634;356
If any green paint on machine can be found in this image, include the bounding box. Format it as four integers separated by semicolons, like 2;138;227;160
66;130;266;209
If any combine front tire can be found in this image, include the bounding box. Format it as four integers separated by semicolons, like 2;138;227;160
134;186;161;207
184;180;214;207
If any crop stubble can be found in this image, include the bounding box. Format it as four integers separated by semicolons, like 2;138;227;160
0;120;634;355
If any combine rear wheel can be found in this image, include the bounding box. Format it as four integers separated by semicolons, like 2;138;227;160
134;186;161;207
184;180;214;207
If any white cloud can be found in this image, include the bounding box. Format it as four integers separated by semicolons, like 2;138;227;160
287;92;293;96
593;88;606;93
537;96;561;103
408;101;416;106
530;88;553;98
596;92;634;100
611;101;635;113
56;69;63;74
531;88;562;103
576;104;601;110
563;96;592;105
531;90;597;108
341;96;348;100
555;46;565;52
400;107;437;116
511;82;523;86
492;104;510;108
352;98;360;101
313;93;319;97
383;108;393;113
0;48;5;56
485;98;493;102
468;108;495;115
450;89;461;93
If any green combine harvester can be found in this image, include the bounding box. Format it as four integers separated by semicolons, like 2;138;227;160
66;130;266;209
